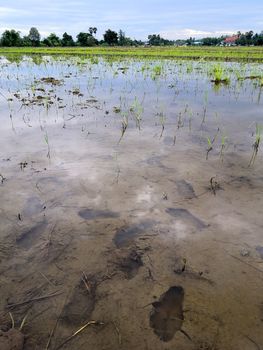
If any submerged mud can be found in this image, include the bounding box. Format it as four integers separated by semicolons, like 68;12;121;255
0;328;24;350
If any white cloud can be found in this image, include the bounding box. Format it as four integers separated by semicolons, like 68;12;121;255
0;6;29;18
160;28;239;40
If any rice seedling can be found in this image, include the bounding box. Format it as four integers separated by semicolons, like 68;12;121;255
130;97;143;130
206;137;213;160
44;131;51;159
211;64;230;85
202;91;208;125
1;46;263;62
157;109;166;138
0;173;6;184
118;113;128;144
177;112;184;129
248;124;262;167
219;135;227;162
206;128;220;160
151;65;162;80
188;108;193;131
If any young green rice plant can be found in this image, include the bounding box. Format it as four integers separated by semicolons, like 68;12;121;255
188;108;193;131
44;131;51;159
90;56;99;65
157;108;166;138
219;135;227;162
248;123;262;167
206;137;213;160
206;128;220;160
177;112;184;129
44;96;50;113
186;62;193;74
211;64;230;85
31;82;36;96
130;97;143;130
118;112;128;144
202;91;208;125
151;65;162;80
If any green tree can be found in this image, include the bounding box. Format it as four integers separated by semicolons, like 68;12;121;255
61;32;75;46
28;27;40;46
43;33;61;47
148;34;173;46
118;30;133;46
103;29;118;45
186;37;195;46
76;32;97;46
22;35;32;46
88;27;97;36
1;30;22;46
253;32;263;46
148;34;161;45
202;37;221;46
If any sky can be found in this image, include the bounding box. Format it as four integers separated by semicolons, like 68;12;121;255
0;0;262;40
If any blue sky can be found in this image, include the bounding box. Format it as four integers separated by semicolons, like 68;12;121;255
0;0;262;40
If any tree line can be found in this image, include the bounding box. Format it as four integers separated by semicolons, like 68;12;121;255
0;27;263;47
198;31;263;46
0;27;143;47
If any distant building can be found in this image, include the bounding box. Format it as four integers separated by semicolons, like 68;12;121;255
192;41;203;45
224;35;239;46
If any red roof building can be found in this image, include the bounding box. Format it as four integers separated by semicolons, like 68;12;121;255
224;35;239;45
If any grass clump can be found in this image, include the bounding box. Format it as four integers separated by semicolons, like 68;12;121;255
211;64;230;85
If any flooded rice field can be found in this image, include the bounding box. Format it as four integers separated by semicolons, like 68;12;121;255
0;55;263;350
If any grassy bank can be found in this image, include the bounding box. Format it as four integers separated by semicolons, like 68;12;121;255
0;46;263;62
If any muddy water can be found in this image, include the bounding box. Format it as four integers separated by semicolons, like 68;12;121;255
0;55;263;350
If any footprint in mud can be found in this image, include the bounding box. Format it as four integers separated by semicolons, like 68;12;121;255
163;136;175;146
16;220;48;249
113;220;155;248
150;286;185;342
176;180;196;199
61;274;96;325
166;208;207;230
78;208;119;220
115;250;143;279
22;196;44;217
36;176;62;194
